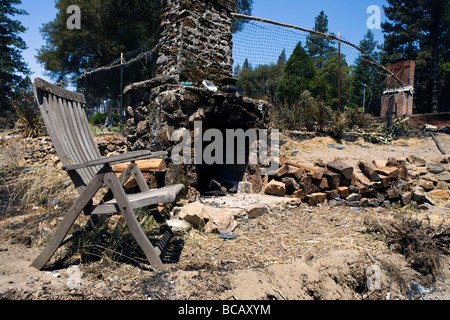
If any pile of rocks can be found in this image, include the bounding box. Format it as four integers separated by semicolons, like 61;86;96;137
405;155;450;203
262;155;449;209
23;136;58;165
21;133;128;166
94;134;128;156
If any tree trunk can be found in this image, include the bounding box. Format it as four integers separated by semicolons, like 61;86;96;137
430;3;442;114
431;44;439;114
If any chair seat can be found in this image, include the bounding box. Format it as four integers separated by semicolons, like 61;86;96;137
90;184;185;215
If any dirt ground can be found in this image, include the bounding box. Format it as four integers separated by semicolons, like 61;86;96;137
0;131;449;301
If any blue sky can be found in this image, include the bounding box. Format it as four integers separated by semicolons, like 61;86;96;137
18;0;57;82
252;0;387;44
16;0;388;82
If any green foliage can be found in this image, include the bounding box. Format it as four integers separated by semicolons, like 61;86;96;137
295;90;320;131
0;0;31;113
305;11;337;69
277;42;316;105
350;30;384;115
277;49;287;66
271;90;332;132
89;112;107;125
276;13;352;112
344;107;369;130
112;112;120;124
89;112;120;126
313;99;332;131
329;112;347;140
37;0;162;83
237;63;284;103
232;0;254;33
312;52;353;111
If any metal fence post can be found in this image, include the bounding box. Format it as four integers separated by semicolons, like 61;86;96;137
338;31;342;113
120;52;124;127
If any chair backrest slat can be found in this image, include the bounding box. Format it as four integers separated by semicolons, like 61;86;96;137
33;78;102;187
57;96;94;182
72;100;103;180
52;95;92;183
71;100;103;174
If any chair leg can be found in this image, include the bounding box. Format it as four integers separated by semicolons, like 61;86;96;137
105;172;166;271
31;174;105;270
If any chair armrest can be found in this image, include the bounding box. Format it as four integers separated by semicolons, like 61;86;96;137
62;151;168;171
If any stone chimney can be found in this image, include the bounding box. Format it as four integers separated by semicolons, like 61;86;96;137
155;0;234;86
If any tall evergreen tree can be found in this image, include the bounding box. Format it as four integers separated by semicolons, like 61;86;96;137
382;0;449;113
314;52;352;111
440;4;450;112
37;0;162;83
234;63;241;77
237;49;286;103
350;30;384;114
0;0;30;113
277;49;286;65
237;63;284;104
242;58;251;70
277;42;316;105
306;11;336;68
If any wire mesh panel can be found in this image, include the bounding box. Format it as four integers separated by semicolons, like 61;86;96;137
231;15;392;123
79;52;158;118
59;28;162;123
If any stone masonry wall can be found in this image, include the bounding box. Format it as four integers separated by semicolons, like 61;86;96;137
155;0;234;85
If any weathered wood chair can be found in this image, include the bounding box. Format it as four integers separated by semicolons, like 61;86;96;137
31;78;184;271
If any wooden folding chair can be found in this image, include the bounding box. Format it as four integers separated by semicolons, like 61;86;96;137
31;78;184;271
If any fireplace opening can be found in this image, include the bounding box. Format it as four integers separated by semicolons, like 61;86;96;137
195;124;252;196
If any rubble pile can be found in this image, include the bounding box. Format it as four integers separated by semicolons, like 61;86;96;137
21;134;127;165
263;156;450;209
22;136;58;165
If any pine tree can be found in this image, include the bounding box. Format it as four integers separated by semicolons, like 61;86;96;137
440;4;450;112
234;64;241;77
37;0;162;83
237;63;284;104
277;49;286;65
232;0;254;33
306;11;336;69
277;42;316;105
0;0;30;114
314;52;352;111
242;58;251;70
350;30;383;114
